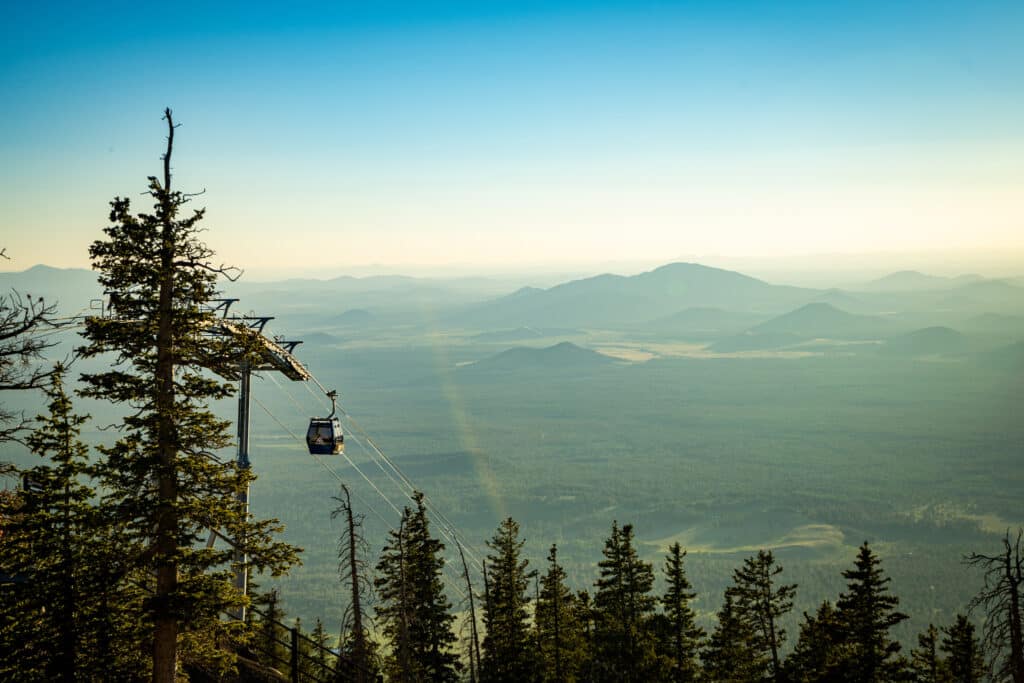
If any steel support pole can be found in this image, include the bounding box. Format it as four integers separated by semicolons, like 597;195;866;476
234;361;252;620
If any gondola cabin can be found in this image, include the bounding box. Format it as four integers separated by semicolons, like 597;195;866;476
307;417;344;455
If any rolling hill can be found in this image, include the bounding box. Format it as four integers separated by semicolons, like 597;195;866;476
0;265;102;315
463;341;618;372
862;270;983;292
452;262;818;329
750;303;895;339
330;308;374;326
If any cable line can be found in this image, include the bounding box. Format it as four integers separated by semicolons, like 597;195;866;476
253;390;471;602
251;394;399;528
301;379;485;571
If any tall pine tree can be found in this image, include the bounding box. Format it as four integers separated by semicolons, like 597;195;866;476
536;543;585;683
730;549;796;682
374;491;461;682
941;614;986;683
655;542;703;683
785;600;851;682
835;542;909;682
481;517;537;683
593;521;659;682
910;624;944;683
701;590;766;682
77;109;299;680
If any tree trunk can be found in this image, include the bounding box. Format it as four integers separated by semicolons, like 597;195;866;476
458;542;480;683
59;485;75;683
153;107;180;683
341;486;368;683
1006;538;1024;683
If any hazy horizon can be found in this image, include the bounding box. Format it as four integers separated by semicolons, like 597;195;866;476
3;248;1023;289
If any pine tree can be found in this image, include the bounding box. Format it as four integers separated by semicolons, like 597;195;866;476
593;521;659;683
835;542;909;682
374;491;461;682
701;590;766;682
536;543;585;683
0;367;146;680
656;542;703;683
310;618;335;681
481;517;537;682
910;624;945;683
254;589;289;674
575;589;597;683
730;549;796;682
76;109;299;680
785;600;851;682
293;617;314;681
941;614;986;683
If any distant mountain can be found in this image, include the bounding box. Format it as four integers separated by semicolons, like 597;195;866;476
465;341;617;372
751;303;894;339
506;286;543;298
0;265;102;315
862;270;982;292
648;307;767;336
301;331;346;346
939;280;1024;314
805;288;868;310
879;326;968;357
452;262;817;329
330;308;374;326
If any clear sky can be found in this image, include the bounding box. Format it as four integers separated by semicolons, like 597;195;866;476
2;1;1022;277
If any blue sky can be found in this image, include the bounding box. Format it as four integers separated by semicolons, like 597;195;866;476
2;1;1022;276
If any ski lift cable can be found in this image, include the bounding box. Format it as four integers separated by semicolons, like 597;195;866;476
326;395;485;571
280;361;485;572
294;379;423;511
247;393;471;602
296;381;425;513
264;373;412;520
251;394;470;602
302;380;484;570
250;395;397;529
322;405;484;569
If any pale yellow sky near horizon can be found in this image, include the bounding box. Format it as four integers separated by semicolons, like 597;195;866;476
5;138;1023;280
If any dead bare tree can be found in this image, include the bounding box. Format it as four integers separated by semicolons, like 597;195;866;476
0;263;61;452
966;529;1024;683
457;541;481;683
332;484;374;683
